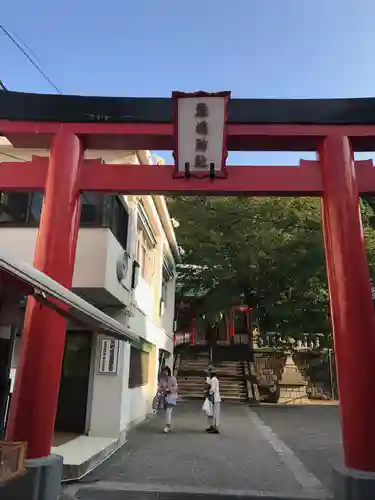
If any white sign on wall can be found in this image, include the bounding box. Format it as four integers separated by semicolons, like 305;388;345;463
98;338;119;374
172;91;230;178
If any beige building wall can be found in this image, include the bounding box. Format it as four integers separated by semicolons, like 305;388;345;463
0;143;179;440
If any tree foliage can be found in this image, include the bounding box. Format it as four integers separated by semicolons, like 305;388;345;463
169;196;375;341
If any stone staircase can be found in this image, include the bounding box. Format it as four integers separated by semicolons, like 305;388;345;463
177;356;248;402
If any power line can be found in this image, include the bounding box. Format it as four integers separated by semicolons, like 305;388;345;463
5;26;43;65
0;23;62;94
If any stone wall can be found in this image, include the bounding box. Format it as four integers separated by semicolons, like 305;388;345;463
252;348;336;404
252;352;284;403
295;351;335;400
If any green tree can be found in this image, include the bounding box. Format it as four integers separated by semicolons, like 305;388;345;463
169;196;375;342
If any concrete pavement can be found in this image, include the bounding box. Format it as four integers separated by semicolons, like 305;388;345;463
251;405;342;492
64;402;338;499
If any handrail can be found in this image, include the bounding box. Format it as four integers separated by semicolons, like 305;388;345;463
173;353;181;378
243;361;253;401
248;361;260;404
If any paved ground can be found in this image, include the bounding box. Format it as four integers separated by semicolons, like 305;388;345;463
65;402;339;499
251;405;342;492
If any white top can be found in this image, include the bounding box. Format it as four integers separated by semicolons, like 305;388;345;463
206;376;221;403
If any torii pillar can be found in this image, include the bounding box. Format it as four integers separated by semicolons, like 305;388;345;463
320;135;375;498
6;130;84;462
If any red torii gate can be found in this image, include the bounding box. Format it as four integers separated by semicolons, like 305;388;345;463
1;91;375;486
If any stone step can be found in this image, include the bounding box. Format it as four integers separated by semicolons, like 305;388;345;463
179;367;244;374
181;360;243;365
217;362;244;367
179;396;248;401
181;376;245;379
181;361;211;364
178;388;247;396
178;384;247;391
181;361;243;366
179;390;247;398
181;371;244;377
177;372;245;383
179;395;248;402
185;362;210;366
178;381;246;389
178;386;247;391
178;383;246;389
178;376;244;380
180;368;245;372
178;382;246;389
179;384;246;389
180;364;243;369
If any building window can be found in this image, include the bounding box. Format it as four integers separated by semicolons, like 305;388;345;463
109;198;129;250
160;283;167;317
161;281;168;305
0;191;105;226
160;261;174;315
103;196;129;251
136;215;156;285
80;193;129;250
160;268;170;316
0;191;44;225
80;192;104;225
128;347;149;388
0;190;129;251
28;192;44;224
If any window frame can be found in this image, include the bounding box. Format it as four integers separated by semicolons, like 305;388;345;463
0;191;43;226
79;192;105;227
0;191;130;252
136;203;157;286
128;346;150;388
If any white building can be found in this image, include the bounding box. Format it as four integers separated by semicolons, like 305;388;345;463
0;142;179;476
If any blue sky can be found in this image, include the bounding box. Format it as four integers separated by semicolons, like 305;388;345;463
2;0;375;164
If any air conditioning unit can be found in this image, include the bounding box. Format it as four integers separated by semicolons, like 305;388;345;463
116;251;130;289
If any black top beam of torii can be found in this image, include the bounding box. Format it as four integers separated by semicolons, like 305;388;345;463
1;91;375;125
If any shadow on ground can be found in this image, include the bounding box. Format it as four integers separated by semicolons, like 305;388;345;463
68;402;339;499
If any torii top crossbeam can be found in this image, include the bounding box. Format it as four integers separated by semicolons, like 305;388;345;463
1;90;375;196
1;91;375;151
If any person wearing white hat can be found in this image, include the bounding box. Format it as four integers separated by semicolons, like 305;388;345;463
205;366;221;434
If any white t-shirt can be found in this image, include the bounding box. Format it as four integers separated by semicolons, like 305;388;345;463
206;376;221;403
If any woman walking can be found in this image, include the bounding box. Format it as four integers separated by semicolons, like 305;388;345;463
205;366;221;434
158;366;178;433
